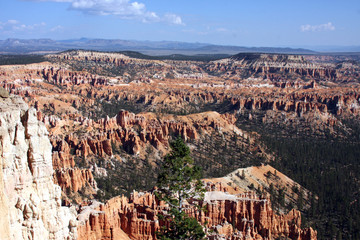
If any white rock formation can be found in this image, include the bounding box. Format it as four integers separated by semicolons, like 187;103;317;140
0;96;77;240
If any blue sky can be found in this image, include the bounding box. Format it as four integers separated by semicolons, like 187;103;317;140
0;0;359;48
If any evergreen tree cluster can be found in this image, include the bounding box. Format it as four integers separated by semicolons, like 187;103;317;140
156;137;206;240
261;133;360;239
0;55;46;65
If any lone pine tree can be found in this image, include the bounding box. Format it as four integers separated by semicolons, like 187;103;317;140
155;137;205;240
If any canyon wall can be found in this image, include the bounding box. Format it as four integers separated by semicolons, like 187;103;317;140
77;184;317;240
0;96;77;240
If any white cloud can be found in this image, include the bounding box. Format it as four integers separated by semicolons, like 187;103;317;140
25;0;183;25
301;22;335;32
0;20;47;33
164;13;184;25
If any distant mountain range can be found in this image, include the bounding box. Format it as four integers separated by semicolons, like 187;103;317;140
0;38;318;55
305;45;360;53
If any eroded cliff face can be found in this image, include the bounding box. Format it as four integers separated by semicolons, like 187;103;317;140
44;109;248;199
206;53;358;82
76;181;317;240
0;96;77;240
204;165;313;213
47;110;243;159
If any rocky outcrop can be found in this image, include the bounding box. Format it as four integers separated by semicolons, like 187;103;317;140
54;168;97;194
207;53;338;81
0;63;109;87
38;109;244;198
41;67;109;86
229;91;360;117
77;184;317;240
0;96;77;240
0;86;9;98
51;139;75;169
204;164;313;213
49;110;246;161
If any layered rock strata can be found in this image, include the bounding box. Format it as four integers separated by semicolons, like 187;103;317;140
207;53;340;81
46;110;246;195
48;110;245;161
0;96;77;240
204;164;313;212
77;183;317;240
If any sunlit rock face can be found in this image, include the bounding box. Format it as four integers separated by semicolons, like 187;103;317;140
0;96;77;240
77;183;317;240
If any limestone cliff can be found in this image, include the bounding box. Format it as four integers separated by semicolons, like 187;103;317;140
0;96;77;240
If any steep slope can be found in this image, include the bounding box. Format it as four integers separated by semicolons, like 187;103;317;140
0;96;77;240
77;170;317;240
204;165;312;213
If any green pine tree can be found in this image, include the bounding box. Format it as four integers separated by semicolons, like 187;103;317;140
156;137;206;240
